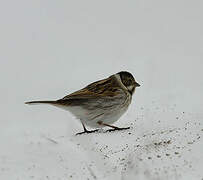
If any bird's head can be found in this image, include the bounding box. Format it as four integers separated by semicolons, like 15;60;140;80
117;71;140;94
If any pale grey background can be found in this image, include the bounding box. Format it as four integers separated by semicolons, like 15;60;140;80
0;0;203;179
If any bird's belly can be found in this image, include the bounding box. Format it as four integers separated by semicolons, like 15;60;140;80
54;93;131;128
55;103;129;128
90;107;128;127
80;104;129;128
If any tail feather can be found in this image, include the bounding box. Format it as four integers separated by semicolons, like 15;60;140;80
25;100;57;105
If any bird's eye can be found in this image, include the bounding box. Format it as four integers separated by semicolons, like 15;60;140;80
128;79;133;85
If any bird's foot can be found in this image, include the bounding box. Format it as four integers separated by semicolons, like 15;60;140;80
75;129;99;135
106;126;130;132
76;127;130;135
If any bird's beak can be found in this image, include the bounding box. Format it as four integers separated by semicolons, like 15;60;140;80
135;82;141;87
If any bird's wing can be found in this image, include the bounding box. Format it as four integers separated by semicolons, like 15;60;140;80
55;77;124;107
63;77;121;100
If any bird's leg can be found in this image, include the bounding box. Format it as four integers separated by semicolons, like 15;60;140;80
97;121;130;132
76;122;99;135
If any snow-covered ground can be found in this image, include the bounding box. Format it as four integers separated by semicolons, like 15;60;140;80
0;0;203;179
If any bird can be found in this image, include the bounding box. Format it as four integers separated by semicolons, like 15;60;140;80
25;71;140;135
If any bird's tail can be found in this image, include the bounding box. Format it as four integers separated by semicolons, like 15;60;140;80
25;100;57;105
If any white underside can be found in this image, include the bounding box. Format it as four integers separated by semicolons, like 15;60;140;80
53;103;130;128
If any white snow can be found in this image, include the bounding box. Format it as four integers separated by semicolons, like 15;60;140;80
0;0;203;179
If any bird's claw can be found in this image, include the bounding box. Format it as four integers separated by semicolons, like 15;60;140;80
107;127;130;132
75;129;99;135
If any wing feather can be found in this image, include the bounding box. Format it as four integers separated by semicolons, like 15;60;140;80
55;76;123;107
62;77;120;100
